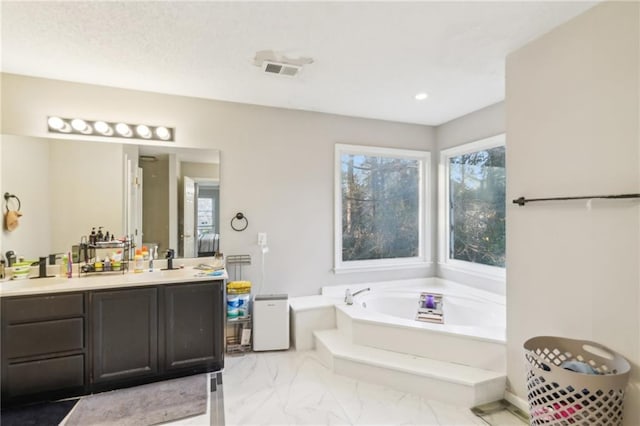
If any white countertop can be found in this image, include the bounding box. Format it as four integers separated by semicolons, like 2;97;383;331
0;267;228;298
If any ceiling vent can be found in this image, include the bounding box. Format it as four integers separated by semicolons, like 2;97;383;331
262;60;302;77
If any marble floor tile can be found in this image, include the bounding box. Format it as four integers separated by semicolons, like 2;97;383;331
164;349;521;426
221;350;491;426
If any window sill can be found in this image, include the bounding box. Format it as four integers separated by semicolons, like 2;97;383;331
437;261;505;282
334;261;433;274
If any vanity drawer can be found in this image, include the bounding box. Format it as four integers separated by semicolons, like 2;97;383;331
5;318;84;358
5;354;85;398
3;293;84;323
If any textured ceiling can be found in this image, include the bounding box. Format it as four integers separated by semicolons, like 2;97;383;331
1;1;598;125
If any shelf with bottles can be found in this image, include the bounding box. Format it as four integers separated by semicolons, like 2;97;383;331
79;259;129;275
225;279;252;354
78;234;132;277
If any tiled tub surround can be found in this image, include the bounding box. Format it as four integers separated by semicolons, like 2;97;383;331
290;278;507;408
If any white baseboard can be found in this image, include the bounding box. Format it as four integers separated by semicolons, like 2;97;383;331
504;390;529;413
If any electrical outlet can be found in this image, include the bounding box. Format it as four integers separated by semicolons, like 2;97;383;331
257;232;267;247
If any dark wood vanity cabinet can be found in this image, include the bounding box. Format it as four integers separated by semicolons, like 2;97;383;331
162;282;224;373
91;287;159;387
1;292;89;404
1;280;224;405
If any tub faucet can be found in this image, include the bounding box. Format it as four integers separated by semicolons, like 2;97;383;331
344;287;371;305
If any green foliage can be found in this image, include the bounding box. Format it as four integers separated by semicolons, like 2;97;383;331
341;154;420;261
449;146;505;267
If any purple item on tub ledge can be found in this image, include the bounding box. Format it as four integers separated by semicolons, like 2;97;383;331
425;294;436;309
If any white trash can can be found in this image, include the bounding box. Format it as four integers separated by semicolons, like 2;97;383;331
524;336;630;426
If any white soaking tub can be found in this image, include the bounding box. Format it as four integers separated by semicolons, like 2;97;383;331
322;278;506;372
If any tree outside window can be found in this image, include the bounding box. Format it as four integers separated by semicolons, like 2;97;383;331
447;144;505;268
335;145;430;270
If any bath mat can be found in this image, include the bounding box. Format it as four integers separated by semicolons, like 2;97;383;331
1;399;78;426
63;374;207;426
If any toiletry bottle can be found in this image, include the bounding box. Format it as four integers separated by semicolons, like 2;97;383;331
66;252;73;278
90;228;97;245
60;255;68;277
104;256;111;272
112;251;122;271
97;227;104;242
134;249;144;273
94;257;103;272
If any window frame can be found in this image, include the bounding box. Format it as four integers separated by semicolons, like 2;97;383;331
334;143;431;273
438;134;506;281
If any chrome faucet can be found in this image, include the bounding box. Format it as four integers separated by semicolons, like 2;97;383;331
344;287;371;305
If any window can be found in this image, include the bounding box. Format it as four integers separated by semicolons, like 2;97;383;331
335;144;430;271
198;197;214;227
439;134;505;278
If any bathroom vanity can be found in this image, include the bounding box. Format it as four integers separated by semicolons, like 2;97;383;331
0;270;225;406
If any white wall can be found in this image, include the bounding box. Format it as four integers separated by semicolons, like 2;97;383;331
1;73;436;295
436;102;505;151
141;157;170;252
181;161;219;181
435;101;506;294
506;2;639;423
49;139;123;254
0;136;123;260
0;135;51;260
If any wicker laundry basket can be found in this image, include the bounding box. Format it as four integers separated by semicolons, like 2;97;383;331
524;336;630;426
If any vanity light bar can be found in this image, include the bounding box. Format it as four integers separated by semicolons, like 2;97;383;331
47;116;174;142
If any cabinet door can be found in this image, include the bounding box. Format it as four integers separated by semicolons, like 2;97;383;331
163;282;223;371
91;287;158;384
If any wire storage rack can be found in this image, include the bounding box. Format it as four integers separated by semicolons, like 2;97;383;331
225;254;252;354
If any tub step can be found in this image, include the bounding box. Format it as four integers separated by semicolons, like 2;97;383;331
334;307;506;373
314;329;505;408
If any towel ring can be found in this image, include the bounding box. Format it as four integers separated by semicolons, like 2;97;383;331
231;212;248;232
4;193;21;213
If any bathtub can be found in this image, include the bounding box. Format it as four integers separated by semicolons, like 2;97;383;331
359;288;505;332
319;278;506;372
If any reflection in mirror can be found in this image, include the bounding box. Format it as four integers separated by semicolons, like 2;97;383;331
0;135;220;262
137;146;220;258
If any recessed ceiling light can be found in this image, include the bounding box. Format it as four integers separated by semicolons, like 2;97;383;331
415;92;429;101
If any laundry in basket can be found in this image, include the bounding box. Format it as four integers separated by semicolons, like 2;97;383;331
524;336;630;426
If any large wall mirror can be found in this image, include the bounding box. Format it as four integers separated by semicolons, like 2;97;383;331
0;134;220;262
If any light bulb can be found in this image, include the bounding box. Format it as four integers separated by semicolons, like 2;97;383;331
115;123;132;137
94;121;113;135
136;124;151;139
48;116;65;130
71;118;91;133
155;126;171;140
